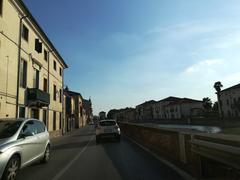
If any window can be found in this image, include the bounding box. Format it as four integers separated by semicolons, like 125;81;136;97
80;107;83;117
44;49;48;61
35;39;42;53
31;109;39;119
53;111;56;130
0;121;22;139
22;24;29;42
59;89;62;103
59;67;62;76
0;0;3;16
53;85;57;101
43;78;48;92
34;120;45;134
59;112;62;129
43;109;47;126
54;60;57;70
20;59;27;88
33;69;39;89
19;107;25;118
21;120;36;135
226;99;229;106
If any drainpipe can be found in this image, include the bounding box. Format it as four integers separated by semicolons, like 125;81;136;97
16;15;27;118
47;50;53;130
62;69;65;135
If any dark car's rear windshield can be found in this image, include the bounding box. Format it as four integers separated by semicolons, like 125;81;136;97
99;121;116;126
0;120;22;139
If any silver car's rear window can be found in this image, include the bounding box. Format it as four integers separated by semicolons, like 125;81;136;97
0;120;22;139
99;121;116;126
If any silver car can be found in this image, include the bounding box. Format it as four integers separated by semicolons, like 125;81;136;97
0;118;50;180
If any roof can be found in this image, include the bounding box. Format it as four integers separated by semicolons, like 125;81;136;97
137;100;157;107
221;83;240;93
167;98;202;106
64;90;83;99
16;0;68;68
158;96;182;102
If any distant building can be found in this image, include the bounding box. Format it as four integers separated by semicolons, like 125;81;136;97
219;83;240;119
165;98;203;119
83;98;93;125
64;88;84;132
99;111;106;120
136;100;156;121
153;96;182;119
113;108;136;122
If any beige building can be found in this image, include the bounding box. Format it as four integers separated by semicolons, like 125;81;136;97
64;89;84;132
136;100;156;121
219;83;240;119
152;96;182;119
114;108;136;122
165;98;203;119
0;0;68;136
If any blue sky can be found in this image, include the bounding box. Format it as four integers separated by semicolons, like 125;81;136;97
24;0;240;115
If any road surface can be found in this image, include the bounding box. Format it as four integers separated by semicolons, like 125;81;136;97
17;125;184;180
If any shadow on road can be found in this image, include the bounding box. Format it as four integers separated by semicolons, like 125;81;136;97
102;137;184;180
52;139;95;150
72;133;95;138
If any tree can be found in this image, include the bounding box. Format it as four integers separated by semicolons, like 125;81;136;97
212;102;219;112
202;97;212;112
214;81;223;120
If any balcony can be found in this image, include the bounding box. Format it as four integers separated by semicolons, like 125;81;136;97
27;88;50;107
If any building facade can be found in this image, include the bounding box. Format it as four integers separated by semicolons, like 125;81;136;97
113;108;136;122
152;96;182;119
0;0;68;136
83;98;93;125
135;100;156;121
64;88;85;132
220;83;240;119
165;98;203;119
99;111;106;120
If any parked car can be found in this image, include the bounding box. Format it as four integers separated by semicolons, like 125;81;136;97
0;118;50;180
95;120;121;143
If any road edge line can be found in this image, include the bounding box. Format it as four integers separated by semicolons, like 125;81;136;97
124;135;196;180
52;135;94;180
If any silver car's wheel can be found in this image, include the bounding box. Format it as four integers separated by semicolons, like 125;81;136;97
42;145;50;163
3;155;20;180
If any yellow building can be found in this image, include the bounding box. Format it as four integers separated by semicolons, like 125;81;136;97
0;0;68;136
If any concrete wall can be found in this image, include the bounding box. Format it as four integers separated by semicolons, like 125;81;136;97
119;122;240;179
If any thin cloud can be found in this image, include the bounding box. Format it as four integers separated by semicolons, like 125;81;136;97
184;59;224;74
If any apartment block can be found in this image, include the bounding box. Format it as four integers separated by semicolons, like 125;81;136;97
220;83;240;119
152;96;182;119
136;100;156;121
165;98;203;119
0;0;68;136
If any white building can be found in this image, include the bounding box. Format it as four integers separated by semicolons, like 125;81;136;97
220;83;240;119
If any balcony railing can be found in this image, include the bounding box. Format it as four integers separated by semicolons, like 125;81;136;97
27;88;50;107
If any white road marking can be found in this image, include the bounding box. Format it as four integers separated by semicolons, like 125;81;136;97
52;136;94;180
125;135;196;180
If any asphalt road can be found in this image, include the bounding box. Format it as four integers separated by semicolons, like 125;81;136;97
17;125;184;180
